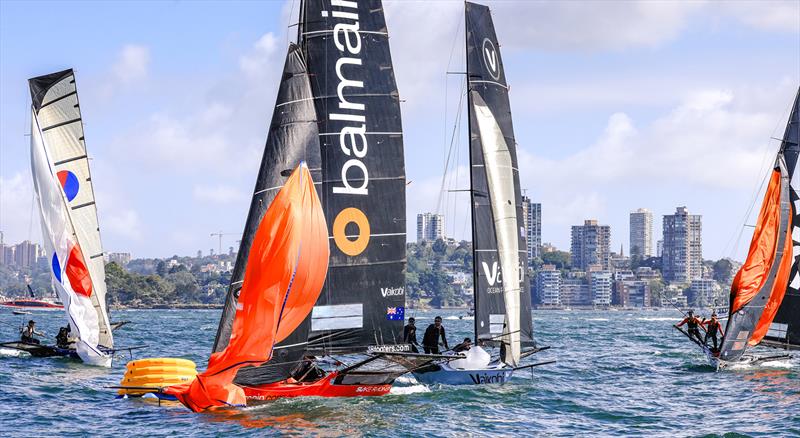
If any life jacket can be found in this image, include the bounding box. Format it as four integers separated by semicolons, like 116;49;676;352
687;317;700;330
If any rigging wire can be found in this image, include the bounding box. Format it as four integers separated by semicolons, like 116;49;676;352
435;79;466;216
722;96;796;260
436;13;467;239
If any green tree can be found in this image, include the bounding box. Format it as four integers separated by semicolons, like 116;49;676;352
432;238;448;255
155;260;167;277
648;279;665;307
713;259;734;284
629;254;643;270
542;251;571;270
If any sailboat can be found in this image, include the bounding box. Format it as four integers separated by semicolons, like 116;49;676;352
677;87;799;369
8;69;114;366
117;1;438;409
412;2;552;386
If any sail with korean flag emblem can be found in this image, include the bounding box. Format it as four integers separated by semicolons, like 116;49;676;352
29;69;113;367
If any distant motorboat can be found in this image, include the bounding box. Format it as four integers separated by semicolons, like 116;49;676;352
0;299;63;310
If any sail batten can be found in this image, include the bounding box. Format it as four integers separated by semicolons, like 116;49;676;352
465;2;534;361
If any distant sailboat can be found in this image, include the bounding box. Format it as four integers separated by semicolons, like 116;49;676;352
677;87;799;368
413;1;552;386
26;69;113;366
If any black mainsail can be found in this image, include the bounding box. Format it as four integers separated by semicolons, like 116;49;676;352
763;87;800;351
465;2;534;366
299;0;408;354
213;43;323;385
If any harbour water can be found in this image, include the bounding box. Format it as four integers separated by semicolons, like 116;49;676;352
0;309;797;436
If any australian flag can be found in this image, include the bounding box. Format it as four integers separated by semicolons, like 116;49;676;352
386;306;405;321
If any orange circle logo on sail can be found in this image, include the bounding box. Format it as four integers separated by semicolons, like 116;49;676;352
333;207;370;256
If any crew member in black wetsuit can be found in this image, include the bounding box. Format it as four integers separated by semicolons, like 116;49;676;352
291;356;326;383
56;326;72;349
702;313;724;351
403;317;420;353
676;310;704;344
20;320;43;344
453;338;472;353
422;316;449;354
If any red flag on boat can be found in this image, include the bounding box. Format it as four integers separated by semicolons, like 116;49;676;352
165;163;329;411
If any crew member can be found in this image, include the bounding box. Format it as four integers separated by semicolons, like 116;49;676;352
56;326;72;349
403;317;420;353
20;320;43;344
290;356;326;383
453;337;472;353
703;313;724;351
422;316;448;354
676;310;704;343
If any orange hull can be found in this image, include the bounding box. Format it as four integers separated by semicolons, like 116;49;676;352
242;371;392;401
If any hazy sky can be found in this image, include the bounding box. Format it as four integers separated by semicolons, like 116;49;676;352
1;0;798;260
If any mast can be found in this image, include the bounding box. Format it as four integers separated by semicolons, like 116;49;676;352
29;69;113;365
464;2;534;366
719;88;798;361
466;3;480;344
212;43;322;385
299;0;408;354
763;87;800;350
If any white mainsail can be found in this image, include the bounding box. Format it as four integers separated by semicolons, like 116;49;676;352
471;91;521;367
29;70;112;366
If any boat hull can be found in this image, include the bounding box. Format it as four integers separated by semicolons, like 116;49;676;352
0;341;77;358
0;300;63;309
412;363;514;385
242;371;392;401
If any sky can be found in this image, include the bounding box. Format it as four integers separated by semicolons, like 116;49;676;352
0;0;798;261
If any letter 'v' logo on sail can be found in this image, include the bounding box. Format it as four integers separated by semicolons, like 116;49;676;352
482;261;500;286
481;38;500;81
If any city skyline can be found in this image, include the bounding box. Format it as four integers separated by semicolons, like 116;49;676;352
0;1;797;260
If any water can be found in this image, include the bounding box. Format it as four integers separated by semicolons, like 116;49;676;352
1;309;798;436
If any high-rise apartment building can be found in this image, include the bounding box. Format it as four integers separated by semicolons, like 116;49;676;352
662;206;703;283
417;213;445;242
570;220;611;271
522;196;542;261
589;270;613;306
536;264;561;306
13;240;41;268
629;208;653;258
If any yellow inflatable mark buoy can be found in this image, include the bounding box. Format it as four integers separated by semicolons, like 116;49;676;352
125;357;196;369
124;366;197;378
118;357;198;396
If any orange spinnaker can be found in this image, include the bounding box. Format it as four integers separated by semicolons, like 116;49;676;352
165;163;329;412
729;169;792;339
750;202;793;345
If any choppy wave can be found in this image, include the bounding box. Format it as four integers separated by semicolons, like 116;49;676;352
0;348;26;357
0;308;796;436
